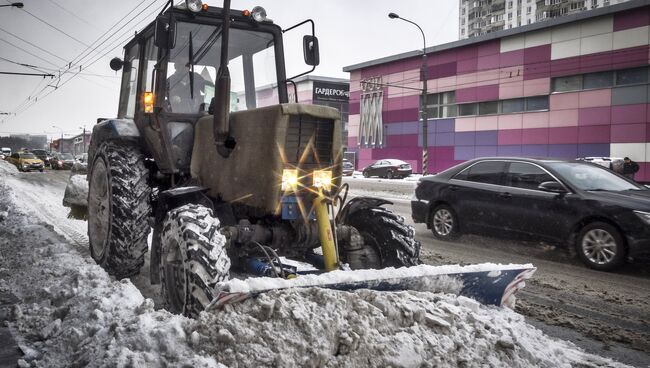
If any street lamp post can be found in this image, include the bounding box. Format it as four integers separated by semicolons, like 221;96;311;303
389;12;429;175
52;125;63;153
79;125;86;154
0;3;24;8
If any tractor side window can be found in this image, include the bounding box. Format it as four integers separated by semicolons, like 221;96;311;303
142;37;158;94
118;43;140;119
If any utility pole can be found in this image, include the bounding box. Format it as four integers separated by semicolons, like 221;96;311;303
79;125;87;153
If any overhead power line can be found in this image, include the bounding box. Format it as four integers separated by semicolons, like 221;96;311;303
0;71;55;77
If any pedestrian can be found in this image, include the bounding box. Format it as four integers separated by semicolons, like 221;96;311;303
622;157;639;180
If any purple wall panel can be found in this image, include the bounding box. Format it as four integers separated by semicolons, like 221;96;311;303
550;56;581;77
347;136;357;147
454;146;476;160
524;61;551;80
477;54;500;71
578;125;610;143
611;123;647;143
578;143;610;157
579;106;611;126
478;40;500;56
612;46;649;70
372;147;421;160
611;104;647;125
432;146;455;161
475;145;498;157
549;144;578;158
522;144;549;157
580;52;613;74
457;58;478;74
476;84;500;101
435;132;455;146
349;102;360;115
549;127;579;144
456;87;477;103
647;122;650;142
434;119;455;133
524;44;551;80
350;90;361;105
426;62;457;80
613;7;650;31
498;129;523;145
387;134;419;147
383;108;419;123
455;132;475;146
497;145;522;156
386;121;419;135
431;50;457;65
476;130;498;145
457;45;478;61
500;49;525;68
522;128;549;144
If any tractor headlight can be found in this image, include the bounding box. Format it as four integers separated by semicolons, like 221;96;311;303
251;6;267;22
313;170;332;191
281;169;299;191
185;0;203;13
634;210;650;225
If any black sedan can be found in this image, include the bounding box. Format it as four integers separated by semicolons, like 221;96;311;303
31;149;52;167
362;159;412;179
411;157;650;271
50;153;75;170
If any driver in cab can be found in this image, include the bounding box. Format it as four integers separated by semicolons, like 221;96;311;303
166;51;214;113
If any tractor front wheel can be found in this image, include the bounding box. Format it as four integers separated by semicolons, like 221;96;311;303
159;204;231;318
342;206;421;269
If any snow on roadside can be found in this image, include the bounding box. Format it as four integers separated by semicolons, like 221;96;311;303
0;165;631;368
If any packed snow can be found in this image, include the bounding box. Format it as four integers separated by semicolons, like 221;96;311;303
62;174;88;207
0;161;632;367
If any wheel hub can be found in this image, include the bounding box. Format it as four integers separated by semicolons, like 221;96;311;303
582;229;616;265
433;209;453;236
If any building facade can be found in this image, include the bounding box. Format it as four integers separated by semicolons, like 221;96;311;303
460;0;631;39
345;0;650;182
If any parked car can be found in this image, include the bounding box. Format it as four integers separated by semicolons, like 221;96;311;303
411;157;650;271
1;147;11;158
31;149;53;167
50;153;75;170
75;153;88;163
7;151;44;172
342;159;354;176
362;159;412;179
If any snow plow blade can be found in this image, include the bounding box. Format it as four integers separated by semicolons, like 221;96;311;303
209;263;536;311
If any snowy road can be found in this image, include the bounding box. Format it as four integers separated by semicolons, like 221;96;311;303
0;164;647;367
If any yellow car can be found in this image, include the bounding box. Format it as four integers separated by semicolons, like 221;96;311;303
8;152;44;172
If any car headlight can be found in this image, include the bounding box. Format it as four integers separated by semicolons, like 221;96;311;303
313;170;333;191
281;169;299;191
634;210;650;225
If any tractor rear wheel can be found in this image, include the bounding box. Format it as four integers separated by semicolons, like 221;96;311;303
343;207;421;268
88;140;151;279
159;204;230;318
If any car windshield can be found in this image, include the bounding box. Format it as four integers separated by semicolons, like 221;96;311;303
60;153;73;160
166;22;278;114
547;162;644;191
19;153;36;159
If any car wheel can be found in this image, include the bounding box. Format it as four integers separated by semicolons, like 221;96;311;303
363;171;369;178
430;205;460;240
39;169;43;172
576;222;626;271
387;170;394;179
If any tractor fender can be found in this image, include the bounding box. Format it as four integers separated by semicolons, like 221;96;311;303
337;196;393;224
150;186;213;284
88;119;141;165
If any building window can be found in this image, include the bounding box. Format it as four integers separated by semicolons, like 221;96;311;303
501;98;525;113
425;91;457;119
526;96;549;111
583;71;613;89
479;101;499;115
616;67;648;86
552;75;583;92
459;103;478;116
508;12;513;20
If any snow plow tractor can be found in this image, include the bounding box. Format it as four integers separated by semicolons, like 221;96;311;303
80;0;535;317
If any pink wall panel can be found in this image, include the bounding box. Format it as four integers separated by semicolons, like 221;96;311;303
578;125;610;143
475;116;498;131
578;89;612;108
522;128;549;144
457;58;478;74
347;136;357;147
358;148;373;160
455;117;476;132
498;129;523;145
498;114;523;130
477;54;500;71
499;49;524;68
523;78;550;96
499;81;524;99
578;106;612;126
387;134;419;147
550;92;580;110
611;123;647;143
549;127;579;144
550;56;581;78
456;87;477;102
478;40;501;56
522;112;550;128
611;104;647;125
475;84;500;101
549;109;579;127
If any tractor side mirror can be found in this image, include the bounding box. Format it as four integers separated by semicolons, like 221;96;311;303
303;35;320;66
109;57;123;71
154;16;176;49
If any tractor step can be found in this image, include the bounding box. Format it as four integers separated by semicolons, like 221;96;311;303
207;263;536;311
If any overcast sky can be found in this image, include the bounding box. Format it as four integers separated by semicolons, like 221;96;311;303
0;0;458;138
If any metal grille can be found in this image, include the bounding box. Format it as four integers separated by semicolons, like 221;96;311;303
285;115;333;170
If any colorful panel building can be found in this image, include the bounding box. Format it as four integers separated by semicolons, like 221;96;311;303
344;0;650;182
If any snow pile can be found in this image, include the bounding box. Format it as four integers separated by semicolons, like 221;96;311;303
0;171;630;368
62;174;88;208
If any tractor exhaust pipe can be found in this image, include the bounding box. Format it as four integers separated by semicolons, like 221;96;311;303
213;0;235;157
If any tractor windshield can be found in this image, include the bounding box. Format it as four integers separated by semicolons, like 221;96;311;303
166;21;279;114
